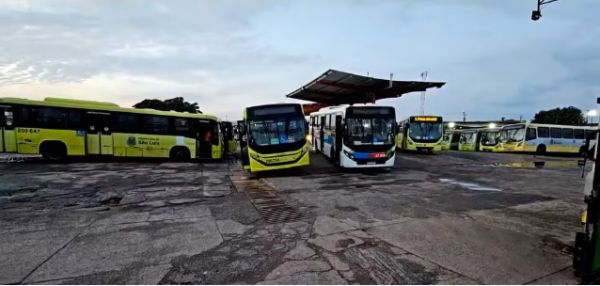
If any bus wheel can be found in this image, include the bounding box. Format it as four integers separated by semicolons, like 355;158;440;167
40;141;67;162
536;145;546;156
170;147;190;161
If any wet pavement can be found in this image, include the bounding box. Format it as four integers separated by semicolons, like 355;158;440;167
0;151;586;284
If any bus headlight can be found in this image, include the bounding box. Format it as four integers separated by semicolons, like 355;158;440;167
343;149;354;159
249;152;259;160
305;134;313;142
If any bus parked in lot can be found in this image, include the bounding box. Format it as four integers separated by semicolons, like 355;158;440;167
458;129;478;151
310;105;396;168
396;115;443;153
448;129;478;151
220;121;237;154
0;97;223;161
238;103;309;172
478;128;502;152
500;123;596;155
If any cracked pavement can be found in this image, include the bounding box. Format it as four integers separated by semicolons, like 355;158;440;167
0;151;585;284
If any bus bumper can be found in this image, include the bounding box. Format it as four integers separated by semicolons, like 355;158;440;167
340;150;395;168
247;147;310;173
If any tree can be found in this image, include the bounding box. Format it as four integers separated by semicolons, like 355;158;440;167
133;97;202;113
532;106;585;125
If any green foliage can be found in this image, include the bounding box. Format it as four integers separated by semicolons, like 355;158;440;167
532;106;585;125
133;97;202;113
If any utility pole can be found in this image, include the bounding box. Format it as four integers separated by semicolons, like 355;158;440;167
420;71;428;115
462;112;466;123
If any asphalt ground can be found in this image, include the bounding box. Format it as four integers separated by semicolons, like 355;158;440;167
0;151;587;284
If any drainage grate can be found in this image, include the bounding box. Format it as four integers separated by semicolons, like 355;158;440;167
230;173;302;223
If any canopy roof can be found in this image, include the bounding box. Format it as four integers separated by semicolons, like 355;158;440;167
286;69;446;105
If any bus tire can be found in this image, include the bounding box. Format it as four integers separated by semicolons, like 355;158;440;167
536;144;547;156
40;141;67;162
170;146;191;161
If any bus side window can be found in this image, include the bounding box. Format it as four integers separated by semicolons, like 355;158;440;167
574;129;585;140
114;113;140;133
525;128;536;141
562;128;573;139
538;127;549;138
142;116;169;134
173;117;191;137
550;127;562;138
4;110;14;128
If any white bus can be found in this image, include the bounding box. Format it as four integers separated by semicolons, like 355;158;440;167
309;105;396;168
500;123;596;155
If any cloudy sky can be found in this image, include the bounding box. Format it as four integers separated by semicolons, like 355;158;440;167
0;0;598;121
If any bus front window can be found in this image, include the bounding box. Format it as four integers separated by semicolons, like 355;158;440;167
482;132;499;145
249;117;306;146
346;118;395;145
409;122;443;141
502;128;525;143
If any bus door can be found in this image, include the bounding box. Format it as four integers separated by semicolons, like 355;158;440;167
197;120;213;159
450;132;460;150
1;108;16;153
86;112;113;155
319;116;325;152
238;121;250;167
335;115;343;162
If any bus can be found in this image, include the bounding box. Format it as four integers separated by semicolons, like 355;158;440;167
238;103;309;172
0;97;223;161
457;129;478;151
441;130;455;151
478;128;502;152
220;121;237;154
310;105;396;168
396;115;443;153
499;123;596;155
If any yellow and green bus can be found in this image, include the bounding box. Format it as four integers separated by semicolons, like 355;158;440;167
396;115;443;153
499;123;596;155
478;128;502;152
220;121;238;154
457;129;478;151
0;97;223;161
238;103;309;172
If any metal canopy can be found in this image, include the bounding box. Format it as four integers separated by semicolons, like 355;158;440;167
286;69;446;105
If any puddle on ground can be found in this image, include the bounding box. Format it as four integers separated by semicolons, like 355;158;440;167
439;178;502;192
490;160;582;169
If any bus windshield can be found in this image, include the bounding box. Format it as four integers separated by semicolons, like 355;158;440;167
501;127;525;143
249;117;306;146
346;118;395;145
481;131;499;146
409;122;443;141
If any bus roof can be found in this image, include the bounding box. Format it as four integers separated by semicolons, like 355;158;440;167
0;97;219;121
502;122;597;130
286;69;445;105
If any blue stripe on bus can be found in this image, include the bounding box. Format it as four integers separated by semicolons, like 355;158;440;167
353;152;372;159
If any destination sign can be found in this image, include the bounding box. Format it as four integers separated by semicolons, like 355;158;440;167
412;116;442;122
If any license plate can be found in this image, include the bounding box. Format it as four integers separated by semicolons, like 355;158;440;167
367;161;376;165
